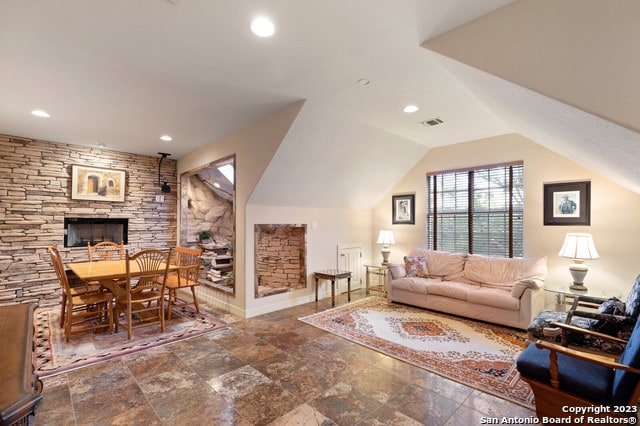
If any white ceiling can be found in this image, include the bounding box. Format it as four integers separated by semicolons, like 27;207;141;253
1;0;638;209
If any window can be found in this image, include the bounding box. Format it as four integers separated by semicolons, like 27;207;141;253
426;162;524;258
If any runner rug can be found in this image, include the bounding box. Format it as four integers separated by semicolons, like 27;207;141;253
34;304;227;377
298;296;534;408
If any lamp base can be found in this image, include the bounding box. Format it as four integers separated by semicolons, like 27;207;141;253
569;283;588;293
380;247;390;265
568;261;589;292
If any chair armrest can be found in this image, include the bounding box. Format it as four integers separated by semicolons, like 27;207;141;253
549;321;628;345
534;339;640;373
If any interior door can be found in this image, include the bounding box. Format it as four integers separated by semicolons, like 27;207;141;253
337;243;362;293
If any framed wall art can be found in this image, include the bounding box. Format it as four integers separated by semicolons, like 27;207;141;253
71;164;126;202
392;194;415;225
543;181;590;226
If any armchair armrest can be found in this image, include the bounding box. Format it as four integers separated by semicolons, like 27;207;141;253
534;339;640;374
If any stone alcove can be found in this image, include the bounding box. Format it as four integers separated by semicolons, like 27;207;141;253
254;224;307;298
180;155;235;294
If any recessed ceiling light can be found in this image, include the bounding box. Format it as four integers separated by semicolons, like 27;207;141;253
251;16;275;37
357;79;370;86
160;135;173;142
31;109;50;118
403;105;419;113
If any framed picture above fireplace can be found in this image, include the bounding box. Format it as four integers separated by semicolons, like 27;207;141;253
71;165;126;202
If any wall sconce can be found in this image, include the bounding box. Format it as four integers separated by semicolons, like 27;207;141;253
158;152;171;193
376;230;395;265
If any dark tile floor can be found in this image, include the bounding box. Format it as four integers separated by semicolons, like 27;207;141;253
35;290;535;425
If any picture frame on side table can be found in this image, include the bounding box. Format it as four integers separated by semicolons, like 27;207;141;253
543;181;590;225
71;164;126;202
392;194;415;225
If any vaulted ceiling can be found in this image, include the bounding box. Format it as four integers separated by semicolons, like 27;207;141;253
1;0;638;210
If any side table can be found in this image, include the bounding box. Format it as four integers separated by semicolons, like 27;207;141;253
364;264;387;296
544;287;596;312
315;269;352;306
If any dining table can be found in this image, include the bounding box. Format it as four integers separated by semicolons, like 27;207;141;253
67;259;176;293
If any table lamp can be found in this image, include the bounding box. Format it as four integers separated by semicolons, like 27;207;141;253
376;230;395;265
558;233;599;292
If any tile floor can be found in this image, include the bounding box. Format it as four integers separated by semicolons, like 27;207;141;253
35;290;535;425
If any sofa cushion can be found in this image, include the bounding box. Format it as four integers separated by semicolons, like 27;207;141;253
404;256;428;277
425;250;467;278
389;277;436;294
464;254;547;287
467;288;520;310
427;281;477;301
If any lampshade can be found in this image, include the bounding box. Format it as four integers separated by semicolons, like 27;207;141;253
558;233;599;260
376;230;395;245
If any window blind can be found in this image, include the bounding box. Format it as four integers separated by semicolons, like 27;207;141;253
426;162;524;258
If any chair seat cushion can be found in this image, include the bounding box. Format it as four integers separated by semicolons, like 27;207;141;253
516;343;614;405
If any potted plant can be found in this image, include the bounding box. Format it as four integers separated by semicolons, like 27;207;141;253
198;230;212;243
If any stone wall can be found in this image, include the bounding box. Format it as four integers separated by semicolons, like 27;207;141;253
0;135;177;306
255;224;306;296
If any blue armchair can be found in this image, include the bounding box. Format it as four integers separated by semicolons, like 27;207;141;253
517;316;640;421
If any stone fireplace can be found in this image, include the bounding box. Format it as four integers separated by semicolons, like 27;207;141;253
254;224;307;297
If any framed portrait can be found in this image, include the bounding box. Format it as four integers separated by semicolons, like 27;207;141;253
71;164;126;202
543;181;590;225
392;194;415;225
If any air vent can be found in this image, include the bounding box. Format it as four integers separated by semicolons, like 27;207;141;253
418;117;444;127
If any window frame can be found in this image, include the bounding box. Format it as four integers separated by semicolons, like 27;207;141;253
426;161;524;258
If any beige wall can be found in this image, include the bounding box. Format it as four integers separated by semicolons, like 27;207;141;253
373;133;640;301
177;102;304;317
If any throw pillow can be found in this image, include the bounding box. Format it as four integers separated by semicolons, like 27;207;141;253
625;274;640;318
590;297;627;335
404;256;427;277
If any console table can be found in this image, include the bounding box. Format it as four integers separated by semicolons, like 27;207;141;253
314;270;352;306
0;304;43;426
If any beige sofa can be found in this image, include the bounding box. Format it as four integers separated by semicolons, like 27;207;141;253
387;249;548;330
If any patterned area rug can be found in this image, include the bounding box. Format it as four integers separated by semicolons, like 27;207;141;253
299;297;534;408
35;304;227;377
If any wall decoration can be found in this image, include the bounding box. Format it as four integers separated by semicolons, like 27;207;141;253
543;181;590;225
392;194;415;225
71;164;126;202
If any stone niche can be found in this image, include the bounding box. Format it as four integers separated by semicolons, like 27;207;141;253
255;224;307;298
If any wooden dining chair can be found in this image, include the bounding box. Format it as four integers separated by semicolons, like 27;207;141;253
160;246;202;319
88;241;124;262
113;248;171;340
48;246;113;342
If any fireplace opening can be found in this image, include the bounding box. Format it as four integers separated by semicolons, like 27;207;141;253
64;218;128;248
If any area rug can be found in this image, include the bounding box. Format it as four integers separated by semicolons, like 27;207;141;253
299;297;534;408
34;304;227;377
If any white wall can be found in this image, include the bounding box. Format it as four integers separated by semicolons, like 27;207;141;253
373;133;640;302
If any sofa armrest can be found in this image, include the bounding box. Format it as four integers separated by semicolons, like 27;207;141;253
387;263;406;280
511;279;545;298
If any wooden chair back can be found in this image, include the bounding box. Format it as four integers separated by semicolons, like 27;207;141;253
48;245;72;298
88;241;124;262
173;246;202;287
